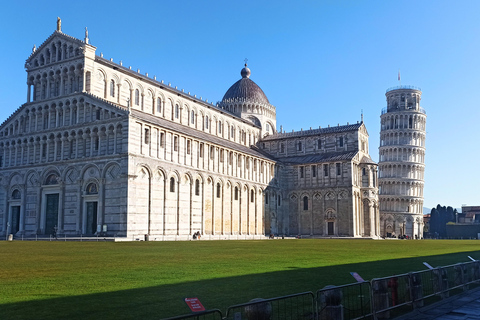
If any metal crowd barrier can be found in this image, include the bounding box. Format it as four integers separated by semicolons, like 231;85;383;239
371;260;480;319
317;282;372;320
161;261;480;320
225;292;315;320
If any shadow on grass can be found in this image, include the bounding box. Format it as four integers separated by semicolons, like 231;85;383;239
2;250;479;320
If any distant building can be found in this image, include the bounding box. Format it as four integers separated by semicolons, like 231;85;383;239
0;20;380;240
457;206;480;224
446;206;480;239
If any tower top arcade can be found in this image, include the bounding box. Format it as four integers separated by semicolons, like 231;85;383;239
383;86;425;115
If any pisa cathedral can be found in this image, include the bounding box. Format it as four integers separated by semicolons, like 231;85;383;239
0;21;381;240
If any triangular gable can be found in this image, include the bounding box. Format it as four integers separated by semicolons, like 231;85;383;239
0;92;128;132
359;122;369;137
25;31;85;69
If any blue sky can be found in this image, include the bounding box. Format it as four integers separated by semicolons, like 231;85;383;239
1;1;479;210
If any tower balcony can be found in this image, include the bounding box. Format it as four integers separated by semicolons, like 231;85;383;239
381;106;426;115
386;85;421;93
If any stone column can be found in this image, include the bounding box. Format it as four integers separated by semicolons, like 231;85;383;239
255;189;259;235
246;187;250;235
60;74;65;96
8;145;13;167
75;69;82;93
58;182;65;233
163;176;167;235
98;131;104;156
176;178;180;236
117;83;121;104
89;133;94;157
221;183;225;235
98;178;105;230
112;128;117;154
46;76;51;98
60;137;67;161
19;185;26;234
82;133;89;158
75;136;79;159
27;83;31;103
1;184;9;235
211;181;215;235
76;181;83;234
54;138;59;161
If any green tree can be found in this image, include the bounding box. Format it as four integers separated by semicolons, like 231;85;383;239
429;204;456;237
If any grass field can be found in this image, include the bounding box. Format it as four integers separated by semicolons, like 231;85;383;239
1;239;480;319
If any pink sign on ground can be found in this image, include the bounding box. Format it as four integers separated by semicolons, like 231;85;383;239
185;297;205;312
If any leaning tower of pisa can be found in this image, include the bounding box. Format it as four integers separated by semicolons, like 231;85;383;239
378;86;426;239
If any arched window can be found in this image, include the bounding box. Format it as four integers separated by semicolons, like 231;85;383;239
110;80;115;97
235;186;239;200
195;179;200;196
157;98;162;113
173;136;178;151
303;196;308;210
45;173;60;185
86;183;98;195
135;89;140;106
191;110;195;124
170;177;175;192
175;104;179;119
144;128;150;144
218;121;222;134
11;189;21;199
250;189;255;202
216;183;221;198
205;116;209;130
278;195;281;206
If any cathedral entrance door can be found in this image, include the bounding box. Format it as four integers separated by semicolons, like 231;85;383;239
10;206;20;234
86;202;98;235
45;194;59;235
327;222;334;235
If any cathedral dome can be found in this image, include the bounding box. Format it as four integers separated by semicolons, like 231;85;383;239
221;64;270;105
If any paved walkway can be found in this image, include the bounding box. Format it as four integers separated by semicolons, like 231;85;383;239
396;287;480;319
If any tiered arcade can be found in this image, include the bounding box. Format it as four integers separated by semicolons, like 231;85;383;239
378;86;426;238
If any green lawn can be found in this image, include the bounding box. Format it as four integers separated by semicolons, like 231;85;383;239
1;239;479;319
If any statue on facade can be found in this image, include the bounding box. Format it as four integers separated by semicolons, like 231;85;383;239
57;17;61;32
